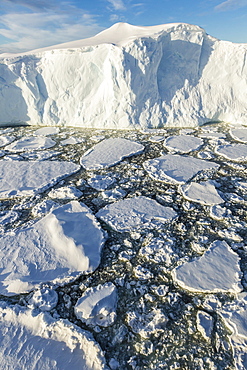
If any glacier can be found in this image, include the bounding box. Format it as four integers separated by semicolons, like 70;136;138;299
0;22;247;128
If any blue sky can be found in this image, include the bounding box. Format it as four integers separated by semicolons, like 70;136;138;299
0;0;247;53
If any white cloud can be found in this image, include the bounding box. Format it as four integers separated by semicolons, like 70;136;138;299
107;0;126;11
0;10;103;53
215;0;247;11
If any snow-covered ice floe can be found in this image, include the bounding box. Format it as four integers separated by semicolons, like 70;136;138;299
0;135;15;147
143;154;219;184
34;126;60;136
172;240;242;293
0;160;80;198
5;136;56;152
180;181;224;205
80;138;144;170
0;201;105;295
96;196;176;232
48;186;82;200
196;311;214;341
164;135;203;153
0;303;107;370
215;143;247;161
229;128;247;143
75;282;117;328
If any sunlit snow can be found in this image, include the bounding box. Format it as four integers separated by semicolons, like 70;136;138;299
5;136;56;152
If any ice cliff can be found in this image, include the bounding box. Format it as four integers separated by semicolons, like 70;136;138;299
0;22;247;128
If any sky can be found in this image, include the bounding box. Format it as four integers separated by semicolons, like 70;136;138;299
0;0;247;53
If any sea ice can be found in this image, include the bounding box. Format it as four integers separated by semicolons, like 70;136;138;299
34;127;60;136
164;135;203;153
48;186;82;199
230;128;247;143
96;196;176;232
173;240;242;293
0;135;15;147
143;154;219;184
60;136;85;145
0;201;105;295
209;204;230;220
75;283;117;328
0;303;107;370
180;181;224;205
28;288;58;311
88;174;116;191
80;138;144;170
32;199;58;217
5;136;56;152
215;144;247;161
0;160;80;198
126;308;168;338
21;150;60;160
196;311;214;340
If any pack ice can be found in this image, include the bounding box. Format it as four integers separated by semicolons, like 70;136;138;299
1;22;247;128
0;201;105;295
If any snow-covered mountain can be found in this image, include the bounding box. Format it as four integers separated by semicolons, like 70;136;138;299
0;22;247;128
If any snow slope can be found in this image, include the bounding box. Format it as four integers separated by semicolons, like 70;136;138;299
0;22;247;128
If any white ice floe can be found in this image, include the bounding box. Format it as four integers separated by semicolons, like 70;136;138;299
215;144;247;161
28;288;58;311
5;136;56;152
34;127;60;136
209;204;230;220
88;174;116;191
164;135;203;153
60;136;84;145
0;135;15;147
0;201;105;295
48;186;82;199
230;128;247;143
96;196;176;232
180;181;224;205
173;240;242;293
80;138;144;170
75;283;117;328
143;154;219;184
196;311;214;340
0;160;80;198
0;303;107;370
149;136;165;143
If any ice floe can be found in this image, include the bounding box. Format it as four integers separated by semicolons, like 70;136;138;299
180;181;224;205
5;136;56;152
0;160;80;198
75;282;117;328
164;135;203;153
215;143;247;161
48;186;82;199
0;135;15;147
143;154;219;184
0;201;105;295
80;138;144;170
0;303;107;369
173;240;242;293
196;311;214;340
34;127;60;136
60;136;84;145
230;128;247;143
28;288;58;311
96;196;176;232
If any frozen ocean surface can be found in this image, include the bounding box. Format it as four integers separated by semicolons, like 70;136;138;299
0;123;246;369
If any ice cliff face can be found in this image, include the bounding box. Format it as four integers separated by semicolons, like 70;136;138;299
0;22;247;128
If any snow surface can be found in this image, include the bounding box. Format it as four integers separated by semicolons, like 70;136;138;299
173;240;242;293
180;181;224;205
0;160;80;198
0;201;105;295
1;22;247;128
143;154;219;184
0;303;107;370
5;136;56;152
230;128;247;143
164;135;203;153
75;283;117;328
96;196;176;232
48;186;82;199
80;138;144;170
34;126;60;136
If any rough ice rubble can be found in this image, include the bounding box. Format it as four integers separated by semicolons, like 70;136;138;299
1;22;247;128
96;196;177;232
0;201;105;295
80;138;144;170
0;160;80;198
143;154;219;184
173;240;242;293
0;303;107;370
75;283;117;328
